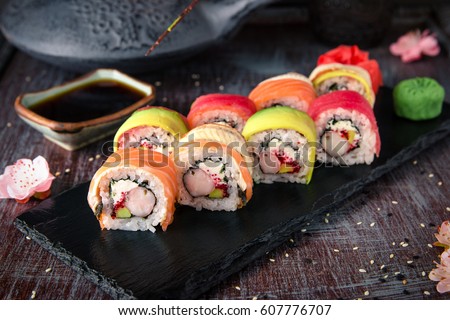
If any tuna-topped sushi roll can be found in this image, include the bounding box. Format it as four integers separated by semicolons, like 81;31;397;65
175;128;253;211
242;106;317;184
187;93;256;132
114;106;189;154
248;72;316;112
308;91;381;166
309;63;375;106
87;148;177;232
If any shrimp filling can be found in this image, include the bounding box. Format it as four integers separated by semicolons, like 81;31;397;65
321;119;361;157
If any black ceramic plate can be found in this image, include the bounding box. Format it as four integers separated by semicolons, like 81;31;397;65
14;88;450;299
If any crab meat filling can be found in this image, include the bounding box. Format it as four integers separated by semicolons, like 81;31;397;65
110;179;156;219
183;158;229;199
321;118;361;157
259;137;302;174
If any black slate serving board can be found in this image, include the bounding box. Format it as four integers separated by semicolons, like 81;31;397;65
14;88;450;299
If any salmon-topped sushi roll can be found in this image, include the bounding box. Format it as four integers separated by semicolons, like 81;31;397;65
187;93;256;132
248;72;317;112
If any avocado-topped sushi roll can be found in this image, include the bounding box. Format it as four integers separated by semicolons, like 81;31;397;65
87;148;177;232
309;63;375;106
248;72;316;112
174;139;253;211
187;93;256;132
308;91;381;165
242;106;317;184
114;106;189;154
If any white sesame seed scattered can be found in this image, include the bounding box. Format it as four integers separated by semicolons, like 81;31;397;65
326;213;330;217
65;168;71;173
252;296;257;300
353;247;359;250
402;279;408;285
392;242;396;246
7;122;12;127
324;218;329;223
357;298;362;300
194;81;200;87
407;260;413;264
402;243;409;247
306;223;310;226
155;81;162;87
383;274;389;279
88;157;94;162
380;265;385;270
364;291;369;296
30;290;36;299
95;154;101;159
392;201;398;205
301;229;307;232
428;173;434;178
446;207;450;212
269;258;275;262
423;291;430;295
412;160;417;165
289;239;294;243
420;223;426;228
219;85;225;91
394;271;401;275
359;269;367;273
370;260;374;265
357;222;362;225
285;253;289;258
26;236;31;240
428;244;433;248
422;271;426;277
25;76;31;82
438;181;442;186
45;268;52;272
377;207;381;211
390;254;394;259
333;249;340;252
370;222;375;227
235;286;241;291
400;241;405;246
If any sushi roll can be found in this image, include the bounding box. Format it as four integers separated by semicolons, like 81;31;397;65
87;148;177;232
242;106;317;184
187;93;256;132
309;63;376;106
114;106;189;154
248;72;316;112
308;91;381;165
174;140;253;211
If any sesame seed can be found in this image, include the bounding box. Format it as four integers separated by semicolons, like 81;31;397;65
289;239;294;243
7;122;12;127
407;260;413;264
412;160;417;165
380;265;385;270
55;172;61;177
390;254;394;259
235;286;241;291
421;271;426;277
383;274;389;279
194;81;200;87
402;279;408;285
88;157;94;162
326;213;330;217
400;241;405;246
301;229;307;232
359;269;367;273
65;168;71;173
395;272;401;275
370;222;375;227
420;223;425;228
252;296;257;300
370;260;374;265
423;291;430;295
427;244;433;248
219;85;224;91
391;201;398;205
446;207;450;212
324;218;329;223
269;258;275;262
428;173;434;178
377;207;381;211
45;268;52;272
155;81;162;87
95;154;101;159
402;243;409;247
392;242;396;246
356;222;362;225
333;249;340;252
364;291;369;296
26;236;31;240
306;223;310;226
285;253;289;258
353;247;359;250
438;181;442;186
30;290;36;299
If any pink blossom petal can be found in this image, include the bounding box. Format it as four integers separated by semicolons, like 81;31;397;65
435;221;450;248
0;156;54;202
401;47;422;63
436;278;450;293
419;36;440;56
390;29;440;63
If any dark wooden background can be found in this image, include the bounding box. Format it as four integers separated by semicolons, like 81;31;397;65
0;5;449;300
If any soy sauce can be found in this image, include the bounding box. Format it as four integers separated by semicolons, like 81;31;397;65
30;81;146;122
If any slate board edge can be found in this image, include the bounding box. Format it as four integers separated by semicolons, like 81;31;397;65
13;118;450;300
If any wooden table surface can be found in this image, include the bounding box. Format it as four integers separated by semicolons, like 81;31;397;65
0;12;449;300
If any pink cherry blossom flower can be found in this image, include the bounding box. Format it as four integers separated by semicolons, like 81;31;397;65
0;156;55;203
429;249;450;293
435;221;450;249
390;29;440;63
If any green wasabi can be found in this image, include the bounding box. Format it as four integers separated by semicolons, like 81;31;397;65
393;77;445;121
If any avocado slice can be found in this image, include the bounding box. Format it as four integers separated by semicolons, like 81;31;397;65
209;188;224;199
278;163;295;174
116;207;131;219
